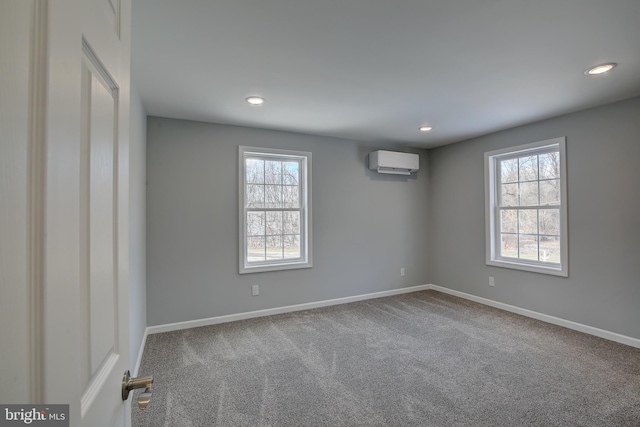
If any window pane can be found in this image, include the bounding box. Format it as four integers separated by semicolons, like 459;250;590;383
518;210;538;234
501;184;518;207
500;234;518;258
500;210;517;233
241;148;311;273
246;184;264;208
266;235;283;260
540;236;560;263
264;185;282;208
247;212;265;236
501;158;518;184
283;186;300;208
540;179;560;205
539;152;560;180
246;159;264;184
247;237;265;262
539;209;559;235
519;234;538;260
519;155;538;181
283;211;300;234
283;161;299;185
266;211;283;236
486;140;565;275
265;161;282;184
283;235;300;259
519;182;539;206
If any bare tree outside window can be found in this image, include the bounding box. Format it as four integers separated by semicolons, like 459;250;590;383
246;158;302;261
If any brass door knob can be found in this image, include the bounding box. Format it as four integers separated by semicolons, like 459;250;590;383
122;370;154;410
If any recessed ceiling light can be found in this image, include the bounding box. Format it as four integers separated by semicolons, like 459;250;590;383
584;63;617;76
246;96;265;105
419;126;433;132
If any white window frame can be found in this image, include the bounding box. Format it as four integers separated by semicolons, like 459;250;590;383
239;146;312;274
485;137;568;277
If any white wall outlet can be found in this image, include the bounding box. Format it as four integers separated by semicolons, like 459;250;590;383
252;285;259;296
400;268;405;277
489;276;495;287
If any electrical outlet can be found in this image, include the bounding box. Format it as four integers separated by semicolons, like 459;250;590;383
489;276;495;287
400;268;405;277
252;285;259;296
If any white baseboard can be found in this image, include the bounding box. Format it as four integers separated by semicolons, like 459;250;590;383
146;285;431;335
428;284;640;349
143;283;639;349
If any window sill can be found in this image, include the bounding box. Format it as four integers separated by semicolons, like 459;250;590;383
487;259;568;277
240;260;313;275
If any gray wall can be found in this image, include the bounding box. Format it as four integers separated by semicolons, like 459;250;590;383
129;86;147;370
428;97;640;339
146;118;430;326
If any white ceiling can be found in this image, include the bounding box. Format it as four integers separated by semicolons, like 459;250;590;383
132;0;640;148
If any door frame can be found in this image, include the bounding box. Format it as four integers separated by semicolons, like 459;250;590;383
0;0;47;405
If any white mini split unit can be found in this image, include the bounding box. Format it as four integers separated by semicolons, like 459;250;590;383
368;150;419;175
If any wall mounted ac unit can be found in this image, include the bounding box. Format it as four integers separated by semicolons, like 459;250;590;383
368;150;419;175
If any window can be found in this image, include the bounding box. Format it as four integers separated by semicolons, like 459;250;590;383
485;137;568;276
239;146;312;274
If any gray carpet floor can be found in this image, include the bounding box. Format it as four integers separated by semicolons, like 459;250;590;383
133;290;640;426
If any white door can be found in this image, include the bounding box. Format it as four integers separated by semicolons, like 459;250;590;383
1;0;134;425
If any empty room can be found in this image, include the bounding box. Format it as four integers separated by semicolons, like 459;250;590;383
2;0;639;426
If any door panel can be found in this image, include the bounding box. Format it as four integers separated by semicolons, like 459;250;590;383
78;15;130;427
79;47;122;415
40;0;132;426
88;61;117;378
